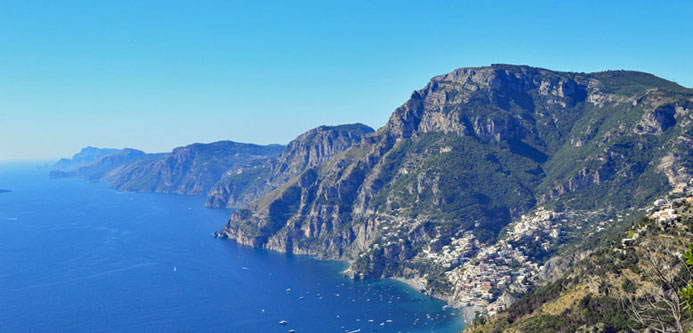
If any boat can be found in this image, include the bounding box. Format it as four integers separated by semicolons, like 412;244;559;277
279;320;288;325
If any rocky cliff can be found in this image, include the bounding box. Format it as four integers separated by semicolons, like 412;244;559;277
206;123;374;208
56;125;371;202
220;65;693;308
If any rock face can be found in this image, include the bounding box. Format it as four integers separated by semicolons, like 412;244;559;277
206;124;374;208
221;65;693;299
56;125;371;202
52;146;119;171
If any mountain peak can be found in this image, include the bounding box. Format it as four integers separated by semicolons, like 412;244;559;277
220;65;693;318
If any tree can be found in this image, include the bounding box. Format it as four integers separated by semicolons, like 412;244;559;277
626;241;693;332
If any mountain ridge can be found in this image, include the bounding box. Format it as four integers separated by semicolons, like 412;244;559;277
206;123;374;208
219;64;693;318
53;124;373;206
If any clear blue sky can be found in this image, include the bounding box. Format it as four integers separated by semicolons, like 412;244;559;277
1;0;691;161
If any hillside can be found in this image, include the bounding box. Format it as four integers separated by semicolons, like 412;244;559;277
219;65;693;319
466;190;693;332
56;124;370;201
206;123;374;208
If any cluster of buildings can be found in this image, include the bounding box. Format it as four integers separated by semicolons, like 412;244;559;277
417;208;564;319
618;181;693;251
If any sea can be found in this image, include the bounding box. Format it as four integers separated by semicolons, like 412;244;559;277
0;163;464;332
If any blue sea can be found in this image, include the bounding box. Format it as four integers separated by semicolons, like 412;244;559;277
0;163;464;332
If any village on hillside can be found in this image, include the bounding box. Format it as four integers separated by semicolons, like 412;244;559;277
434;179;693;322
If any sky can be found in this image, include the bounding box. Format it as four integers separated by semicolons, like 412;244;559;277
1;1;691;161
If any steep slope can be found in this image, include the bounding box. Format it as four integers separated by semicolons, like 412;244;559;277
52;146;119;171
220;65;693;311
466;191;693;332
105;141;284;195
206;124;374;208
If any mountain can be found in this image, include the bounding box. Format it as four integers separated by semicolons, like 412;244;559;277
55;125;370;202
63;142;284;196
206;124;374;208
52;146;119;171
466;191;693;332
219;65;693;316
73;148;149;181
104;141;284;195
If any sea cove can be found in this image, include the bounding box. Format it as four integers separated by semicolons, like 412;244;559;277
0;164;463;332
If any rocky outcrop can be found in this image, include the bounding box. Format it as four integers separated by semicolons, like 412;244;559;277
220;65;693;303
206;124;374;208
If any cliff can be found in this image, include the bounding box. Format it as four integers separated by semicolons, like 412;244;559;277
56;125;371;202
206;123;374;208
220;65;693;310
